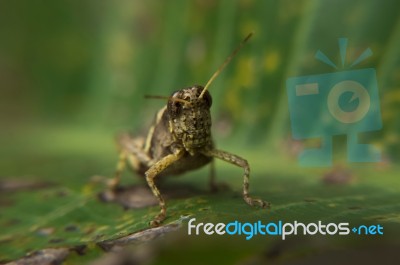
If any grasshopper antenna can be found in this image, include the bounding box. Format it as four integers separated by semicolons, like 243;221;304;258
145;95;191;105
199;32;253;99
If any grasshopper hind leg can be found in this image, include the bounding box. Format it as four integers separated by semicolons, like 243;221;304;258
108;135;152;190
107;151;128;190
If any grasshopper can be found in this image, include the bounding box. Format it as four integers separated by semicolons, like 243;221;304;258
108;33;269;227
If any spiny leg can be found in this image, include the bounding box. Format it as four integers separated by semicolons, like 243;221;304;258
202;149;270;208
145;150;184;227
108;151;127;190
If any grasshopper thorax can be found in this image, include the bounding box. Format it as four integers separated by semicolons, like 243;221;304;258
167;85;213;154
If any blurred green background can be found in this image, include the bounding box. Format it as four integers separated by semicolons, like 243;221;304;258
1;0;400;264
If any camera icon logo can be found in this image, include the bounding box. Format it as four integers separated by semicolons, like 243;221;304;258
327;80;370;124
286;38;382;166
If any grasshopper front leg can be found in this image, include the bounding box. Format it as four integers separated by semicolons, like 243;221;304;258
145;149;184;227
202;149;270;208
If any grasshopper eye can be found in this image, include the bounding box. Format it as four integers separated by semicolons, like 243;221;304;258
167;99;182;118
202;90;212;108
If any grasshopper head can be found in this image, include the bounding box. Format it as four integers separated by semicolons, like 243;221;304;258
167;85;213;153
151;33;253;155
